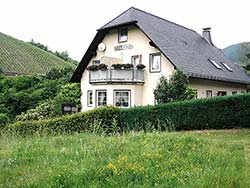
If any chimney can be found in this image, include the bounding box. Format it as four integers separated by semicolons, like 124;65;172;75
202;27;213;45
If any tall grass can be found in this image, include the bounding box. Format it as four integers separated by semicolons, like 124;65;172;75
0;130;249;187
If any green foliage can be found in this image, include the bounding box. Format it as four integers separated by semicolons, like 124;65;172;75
14;82;81;121
7;106;120;135
0;68;74;120
45;67;74;80
54;83;81;115
0;32;75;75
8;93;250;136
121;94;250;131
16;100;57;121
0;113;9;128
0;130;250;187
154;70;194;103
29;39;48;51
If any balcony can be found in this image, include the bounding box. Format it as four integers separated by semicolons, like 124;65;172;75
89;69;145;84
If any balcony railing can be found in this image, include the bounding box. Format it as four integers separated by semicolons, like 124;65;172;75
89;69;144;84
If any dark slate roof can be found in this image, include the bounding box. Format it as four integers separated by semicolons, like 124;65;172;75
71;7;250;84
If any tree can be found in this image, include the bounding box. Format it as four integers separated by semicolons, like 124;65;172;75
54;83;81;115
154;70;195;103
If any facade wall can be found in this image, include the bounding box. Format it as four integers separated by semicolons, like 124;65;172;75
81;26;175;111
80;26;248;111
189;78;247;98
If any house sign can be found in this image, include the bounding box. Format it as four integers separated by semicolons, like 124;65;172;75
114;44;133;51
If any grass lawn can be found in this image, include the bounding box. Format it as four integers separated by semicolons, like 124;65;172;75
0;129;249;188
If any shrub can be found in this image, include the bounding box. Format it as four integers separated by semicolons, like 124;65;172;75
6;94;250;135
16;100;57;121
54;83;81;115
7;106;119;135
121;94;250;131
0;113;9;129
154;70;194;103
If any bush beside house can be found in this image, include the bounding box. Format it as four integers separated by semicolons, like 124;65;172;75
6;94;250;135
121;94;250;131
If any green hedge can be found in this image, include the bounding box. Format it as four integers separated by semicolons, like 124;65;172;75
6;94;250;135
120;94;250;131
7;106;119;135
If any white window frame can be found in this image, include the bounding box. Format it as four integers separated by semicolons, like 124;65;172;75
113;90;131;108
87;90;93;107
150;53;161;73
221;62;233;72
118;28;128;43
209;59;222;69
217;91;227;96
131;55;140;66
96;90;107;107
206;90;212;98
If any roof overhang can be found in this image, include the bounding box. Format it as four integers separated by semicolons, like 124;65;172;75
187;72;250;85
98;20;138;31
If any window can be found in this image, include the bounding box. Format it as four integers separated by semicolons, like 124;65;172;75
131;55;142;66
96;90;107;106
232;91;237;95
150;53;161;72
118;28;128;43
209;59;222;69
62;102;79;115
221;62;233;72
217;91;227;96
92;60;100;65
206;90;212;98
87;90;93;107
114;90;130;107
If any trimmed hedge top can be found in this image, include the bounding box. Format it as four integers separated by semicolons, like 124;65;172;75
5;94;250;135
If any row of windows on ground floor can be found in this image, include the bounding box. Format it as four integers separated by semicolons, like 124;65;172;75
194;89;246;98
87;90;131;108
86;89;246;108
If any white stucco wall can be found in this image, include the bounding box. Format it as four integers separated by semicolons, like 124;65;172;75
80;26;175;111
189;78;247;98
80;25;248;111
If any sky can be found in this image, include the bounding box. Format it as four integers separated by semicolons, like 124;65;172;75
1;0;250;61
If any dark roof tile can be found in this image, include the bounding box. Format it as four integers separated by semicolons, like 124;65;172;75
71;7;250;84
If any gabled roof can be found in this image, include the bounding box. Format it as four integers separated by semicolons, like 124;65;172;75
71;7;250;84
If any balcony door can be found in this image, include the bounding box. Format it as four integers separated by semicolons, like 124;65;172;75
131;55;141;66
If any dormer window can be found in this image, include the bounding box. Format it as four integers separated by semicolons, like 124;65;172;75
221;62;233;72
209;59;222;69
118;28;128;43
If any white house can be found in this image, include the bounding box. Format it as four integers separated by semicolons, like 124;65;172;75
71;7;250;111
